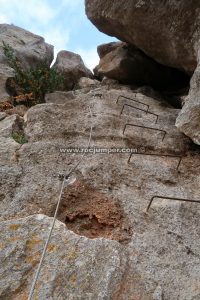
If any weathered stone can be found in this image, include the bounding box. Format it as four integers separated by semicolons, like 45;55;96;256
0;114;25;165
85;0;200;74
0;114;23;138
0;63;14;102
45;91;75;104
176;56;200;145
0;112;6;121
85;2;200;143
97;41;123;59
77;77;100;89
101;77;119;86
0;136;21;164
0;214;127;299
94;42;190;91
0;24;53;70
53;50;93;91
1;86;200;299
6;105;28;117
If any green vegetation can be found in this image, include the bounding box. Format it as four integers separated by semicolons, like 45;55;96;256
11;132;28;144
2;42;64;106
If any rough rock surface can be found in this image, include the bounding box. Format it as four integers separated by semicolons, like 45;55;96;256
0;63;14;102
45;91;75;104
0;112;6;121
97;41;122;58
85;0;200;74
77;77;100;89
1;82;200;299
0;214;126;300
94;42;190;91
85;1;200;145
53;50;93;91
0;24;54;69
6;104;28;117
176;56;200;145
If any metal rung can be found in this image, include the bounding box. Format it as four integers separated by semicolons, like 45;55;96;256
116;95;149;112
146;196;200;212
120;104;158;124
123;124;167;141
128;152;182;170
94;93;103;98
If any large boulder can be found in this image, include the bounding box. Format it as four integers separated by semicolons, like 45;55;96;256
85;1;200;144
176;55;200;145
77;76;100;89
0;25;54;113
53;50;93;90
94;42;190;91
0;63;14;102
85;0;200;74
0;24;54;69
97;41;122;58
0;214;126;299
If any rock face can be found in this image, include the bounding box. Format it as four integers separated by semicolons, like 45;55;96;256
176;56;200;145
77;76;100;89
1;80;200;299
0;214;126;299
53;50;93;90
85;1;200;144
85;0;200;74
97;41;122;58
45;91;75;104
0;63;14;102
94;42;190;91
0;24;54;69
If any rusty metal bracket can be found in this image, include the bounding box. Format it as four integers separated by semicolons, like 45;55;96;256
123;124;167;141
120;104;159;124
116;95;149;112
146;195;200;212
128;152;182;170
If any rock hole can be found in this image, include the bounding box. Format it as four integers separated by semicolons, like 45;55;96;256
55;180;132;243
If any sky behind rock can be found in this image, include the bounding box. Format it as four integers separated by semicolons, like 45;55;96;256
0;0;116;69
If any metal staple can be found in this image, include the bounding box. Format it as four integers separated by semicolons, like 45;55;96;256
146;195;200;212
128;152;182;170
120;104;159;124
123;123;167;141
116;95;149;111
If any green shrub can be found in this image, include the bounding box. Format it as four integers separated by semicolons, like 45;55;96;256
2;42;64;106
12;132;28;144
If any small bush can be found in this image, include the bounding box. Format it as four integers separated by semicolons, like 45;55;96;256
2;42;64;106
12;132;28;144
